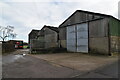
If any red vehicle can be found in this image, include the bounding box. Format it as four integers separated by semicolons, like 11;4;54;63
7;40;23;49
15;41;23;49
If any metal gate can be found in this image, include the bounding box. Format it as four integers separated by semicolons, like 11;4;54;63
76;23;88;53
67;25;76;52
67;23;88;53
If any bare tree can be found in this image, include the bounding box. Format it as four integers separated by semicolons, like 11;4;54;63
0;26;17;42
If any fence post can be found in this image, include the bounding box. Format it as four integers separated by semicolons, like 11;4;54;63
0;42;2;79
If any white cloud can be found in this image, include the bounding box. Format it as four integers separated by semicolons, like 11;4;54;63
0;0;119;42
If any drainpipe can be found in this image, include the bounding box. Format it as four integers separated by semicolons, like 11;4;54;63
75;25;77;52
108;20;111;56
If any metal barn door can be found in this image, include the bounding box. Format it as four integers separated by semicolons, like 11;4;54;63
76;23;88;53
67;25;76;52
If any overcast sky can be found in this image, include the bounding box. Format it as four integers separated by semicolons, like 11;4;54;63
0;0;119;42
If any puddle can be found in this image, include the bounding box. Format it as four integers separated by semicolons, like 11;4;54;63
3;54;26;64
14;54;24;60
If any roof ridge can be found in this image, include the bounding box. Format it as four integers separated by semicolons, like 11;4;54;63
76;10;112;17
59;10;119;27
44;25;59;32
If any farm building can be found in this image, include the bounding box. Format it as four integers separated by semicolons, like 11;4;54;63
59;10;120;55
30;25;59;52
42;25;59;49
28;29;40;44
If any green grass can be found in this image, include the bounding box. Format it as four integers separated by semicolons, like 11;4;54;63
23;45;28;49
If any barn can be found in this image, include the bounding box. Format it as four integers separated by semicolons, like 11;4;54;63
30;25;59;52
39;25;59;49
28;29;40;44
59;10;120;55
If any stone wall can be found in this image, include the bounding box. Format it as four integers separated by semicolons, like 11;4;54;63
110;36;120;53
2;42;15;53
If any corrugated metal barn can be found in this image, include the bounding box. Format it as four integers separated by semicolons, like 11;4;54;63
28;29;40;44
59;10;120;55
30;25;59;52
41;25;59;49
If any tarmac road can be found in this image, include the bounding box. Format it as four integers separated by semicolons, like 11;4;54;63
2;49;82;78
2;49;119;78
76;60;119;78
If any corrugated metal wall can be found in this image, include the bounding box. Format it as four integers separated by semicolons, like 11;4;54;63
59;11;120;54
59;11;104;49
77;23;88;52
61;17;110;54
109;18;120;53
67;25;76;52
44;28;58;48
66;23;88;53
59;27;66;48
30;27;58;52
89;18;109;54
28;30;39;44
30;39;45;50
89;19;108;37
109;18;120;36
60;11;102;27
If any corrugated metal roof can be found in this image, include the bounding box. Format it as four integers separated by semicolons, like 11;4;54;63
29;29;40;35
37;25;59;37
42;25;59;33
59;10;119;28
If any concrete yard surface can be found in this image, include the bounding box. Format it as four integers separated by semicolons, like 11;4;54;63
2;49;119;78
3;50;84;78
31;53;118;72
